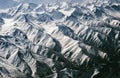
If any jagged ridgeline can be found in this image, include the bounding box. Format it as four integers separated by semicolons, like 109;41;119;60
0;0;120;78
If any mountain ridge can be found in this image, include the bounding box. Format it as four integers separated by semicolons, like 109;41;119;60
0;1;120;78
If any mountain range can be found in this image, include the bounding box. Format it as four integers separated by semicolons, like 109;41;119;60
0;0;120;78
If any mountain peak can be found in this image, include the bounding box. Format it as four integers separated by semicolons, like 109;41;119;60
0;1;120;78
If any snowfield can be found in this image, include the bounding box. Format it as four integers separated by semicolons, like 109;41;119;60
0;0;120;78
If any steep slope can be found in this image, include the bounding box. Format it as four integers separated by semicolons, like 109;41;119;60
0;1;120;78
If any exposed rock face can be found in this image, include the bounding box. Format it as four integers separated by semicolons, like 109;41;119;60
0;0;120;78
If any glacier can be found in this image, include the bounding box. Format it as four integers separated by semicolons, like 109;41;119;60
0;0;120;78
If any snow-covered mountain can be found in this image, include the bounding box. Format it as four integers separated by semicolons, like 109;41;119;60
0;0;120;78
